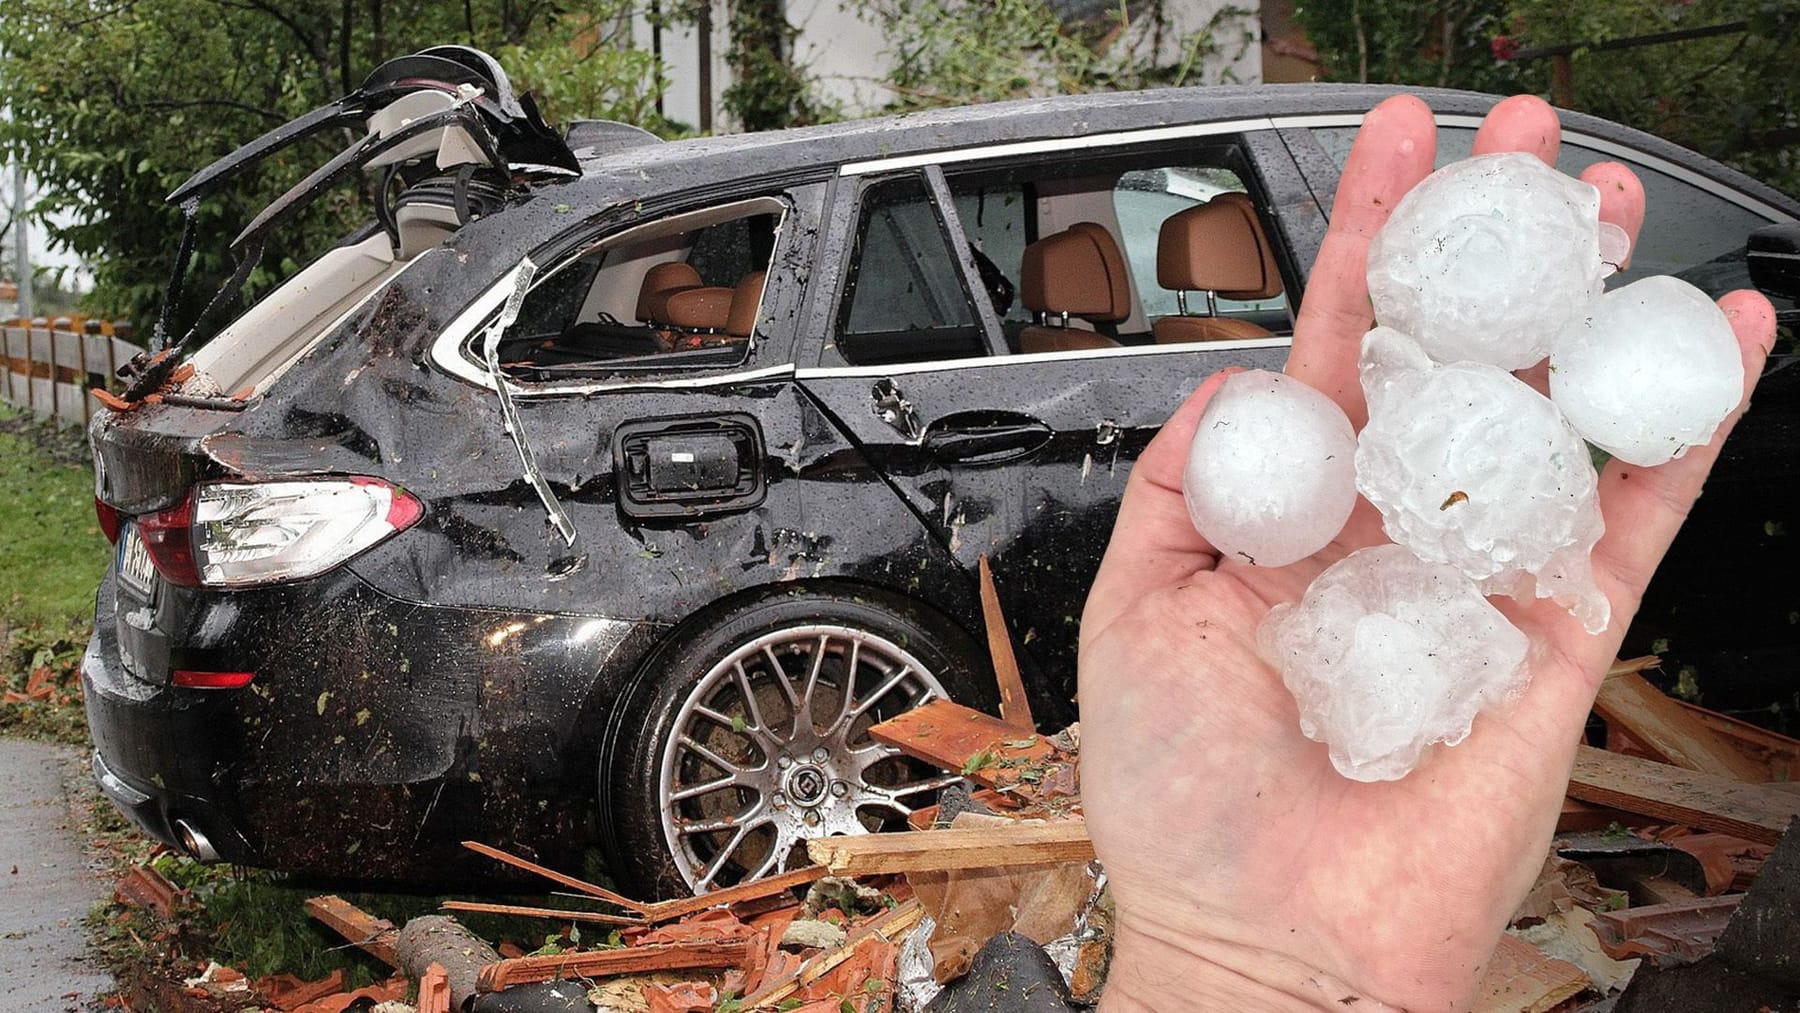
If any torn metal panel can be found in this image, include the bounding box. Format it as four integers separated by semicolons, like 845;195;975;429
480;257;578;546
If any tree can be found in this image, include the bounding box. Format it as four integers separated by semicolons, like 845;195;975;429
0;0;670;330
854;0;1258;111
1291;0;1799;197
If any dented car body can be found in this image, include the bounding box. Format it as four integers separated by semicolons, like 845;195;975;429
83;51;1800;895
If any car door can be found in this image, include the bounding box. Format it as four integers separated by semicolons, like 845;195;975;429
794;127;1323;711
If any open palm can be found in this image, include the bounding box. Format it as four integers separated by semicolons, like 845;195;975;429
1078;94;1777;1012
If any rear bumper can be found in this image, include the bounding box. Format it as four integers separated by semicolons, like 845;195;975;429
82;566;660;879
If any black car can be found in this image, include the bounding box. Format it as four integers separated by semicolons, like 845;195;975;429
83;48;1800;898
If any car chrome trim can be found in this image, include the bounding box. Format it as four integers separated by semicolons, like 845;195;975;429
796;335;1293;378
1271;113;1793;221
839;117;1277;175
93;750;152;807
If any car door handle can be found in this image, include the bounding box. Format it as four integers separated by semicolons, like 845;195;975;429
923;412;1053;466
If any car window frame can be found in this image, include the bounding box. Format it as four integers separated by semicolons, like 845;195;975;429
429;189;815;396
804;121;1310;370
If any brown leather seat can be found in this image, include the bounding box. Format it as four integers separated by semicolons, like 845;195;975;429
1152;193;1281;344
662;286;734;331
635;262;704;324
1017;222;1128;354
726;271;766;338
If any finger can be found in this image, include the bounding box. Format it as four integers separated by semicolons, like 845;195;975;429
1287;94;1437;425
1580;161;1646;271
1472;94;1561;165
1084;367;1240;636
1513;163;1648;398
1588;290;1776;634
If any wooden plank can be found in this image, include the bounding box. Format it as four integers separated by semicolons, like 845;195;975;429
1472;934;1589;1013
461;840;651;914
441;900;644;926
742;899;923;1009
304;895;400;968
1567;746;1800;845
638;864;829;924
475;939;751;991
868;698;1053;790
1595;668;1766;781
807;820;1093;876
978;554;1033;731
1672;700;1800;781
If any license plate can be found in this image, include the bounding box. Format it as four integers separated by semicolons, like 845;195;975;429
118;524;156;592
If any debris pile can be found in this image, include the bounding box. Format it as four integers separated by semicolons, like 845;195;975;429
93;569;1800;1011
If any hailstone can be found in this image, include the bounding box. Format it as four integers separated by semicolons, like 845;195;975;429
1550;275;1744;467
1183;369;1358;568
1367;152;1605;370
1258;543;1531;782
1356;327;1609;633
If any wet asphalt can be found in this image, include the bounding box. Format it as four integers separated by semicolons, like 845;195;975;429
0;739;115;1010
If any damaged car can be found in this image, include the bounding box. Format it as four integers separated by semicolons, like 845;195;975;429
83;46;1800;898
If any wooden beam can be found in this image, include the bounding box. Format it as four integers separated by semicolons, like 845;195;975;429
440;901;643;926
475;940;751;991
978;554;1034;731
1568;746;1800;845
461;841;651;914
807;820;1093;876
1595;667;1767;781
1672;700;1800;781
638;865;829;923
304;895;400;968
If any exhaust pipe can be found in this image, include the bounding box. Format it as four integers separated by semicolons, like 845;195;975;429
173;818;221;862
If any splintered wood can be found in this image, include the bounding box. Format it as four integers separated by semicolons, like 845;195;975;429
304;895;400;968
1567;746;1800;845
1595;663;1767;781
807;820;1094;875
476;940;752;991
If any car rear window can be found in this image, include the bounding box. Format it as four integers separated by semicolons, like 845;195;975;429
834;175;987;366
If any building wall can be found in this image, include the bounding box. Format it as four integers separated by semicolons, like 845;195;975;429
641;0;1264;132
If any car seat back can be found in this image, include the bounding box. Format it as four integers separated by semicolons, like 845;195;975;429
1153;193;1280;344
1018;222;1128;354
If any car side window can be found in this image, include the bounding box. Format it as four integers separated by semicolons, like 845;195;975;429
490;198;784;382
940;141;1294;354
833;175;986;366
1311;125;1783;301
1113;167;1292;323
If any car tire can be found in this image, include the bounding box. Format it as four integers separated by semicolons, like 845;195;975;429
603;584;995;900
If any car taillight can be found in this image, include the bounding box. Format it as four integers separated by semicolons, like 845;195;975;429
190;477;423;587
138;493;201;587
96;498;123;544
172;670;256;690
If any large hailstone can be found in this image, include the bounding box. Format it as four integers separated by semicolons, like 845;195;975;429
1368;152;1605;370
1551;275;1744;467
1356;327;1609;633
1183;370;1358;568
1259;544;1530;782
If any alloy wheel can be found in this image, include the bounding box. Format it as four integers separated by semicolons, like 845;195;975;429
657;624;961;892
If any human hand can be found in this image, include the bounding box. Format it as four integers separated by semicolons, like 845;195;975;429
1077;94;1777;1012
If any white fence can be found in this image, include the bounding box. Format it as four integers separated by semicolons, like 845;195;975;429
1;321;143;427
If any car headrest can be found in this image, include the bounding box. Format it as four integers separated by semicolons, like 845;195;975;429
727;272;766;338
636;262;704;322
1156;194;1282;301
663;286;734;331
1020;222;1131;323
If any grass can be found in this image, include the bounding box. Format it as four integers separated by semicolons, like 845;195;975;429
0;405;107;624
0;405;106;742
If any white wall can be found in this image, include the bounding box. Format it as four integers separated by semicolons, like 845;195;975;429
645;0;1263;132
